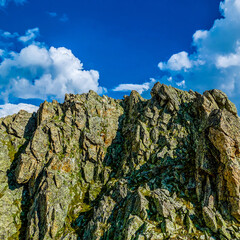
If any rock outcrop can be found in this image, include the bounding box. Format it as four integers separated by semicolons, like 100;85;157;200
1;83;240;239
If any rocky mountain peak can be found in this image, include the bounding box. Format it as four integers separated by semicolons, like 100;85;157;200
1;82;240;239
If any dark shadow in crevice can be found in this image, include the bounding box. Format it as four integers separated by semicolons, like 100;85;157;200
70;94;222;239
6;113;37;240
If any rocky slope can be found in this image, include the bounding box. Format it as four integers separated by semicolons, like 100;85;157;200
1;82;240;240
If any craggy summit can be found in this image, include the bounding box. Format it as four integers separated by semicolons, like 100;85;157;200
1;82;240;239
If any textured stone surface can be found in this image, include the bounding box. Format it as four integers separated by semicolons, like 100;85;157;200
0;110;36;239
1;83;240;239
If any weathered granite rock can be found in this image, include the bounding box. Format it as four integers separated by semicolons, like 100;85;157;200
0;110;36;239
202;206;218;233
1;83;240;239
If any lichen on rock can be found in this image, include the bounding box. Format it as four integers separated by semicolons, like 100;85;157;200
1;83;240;239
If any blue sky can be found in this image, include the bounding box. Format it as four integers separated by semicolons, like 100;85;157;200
1;0;240;116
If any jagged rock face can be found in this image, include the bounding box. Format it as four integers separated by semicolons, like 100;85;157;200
0;110;36;239
1;83;240;240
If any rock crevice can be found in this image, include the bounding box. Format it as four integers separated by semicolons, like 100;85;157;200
1;83;240;239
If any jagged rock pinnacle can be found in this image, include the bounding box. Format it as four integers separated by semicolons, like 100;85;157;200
0;82;240;239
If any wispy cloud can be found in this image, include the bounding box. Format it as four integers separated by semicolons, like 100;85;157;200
46;11;69;22
59;13;69;22
0;49;4;57
0;28;39;47
158;0;240;108
18;27;39;44
0;0;27;7
1;31;19;38
46;11;57;17
113;78;156;94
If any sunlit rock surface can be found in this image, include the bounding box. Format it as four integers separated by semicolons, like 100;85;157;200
1;83;240;239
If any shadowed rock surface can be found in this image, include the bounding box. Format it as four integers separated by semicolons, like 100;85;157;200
1;83;240;240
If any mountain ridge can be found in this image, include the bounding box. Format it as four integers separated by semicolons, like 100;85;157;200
0;82;240;240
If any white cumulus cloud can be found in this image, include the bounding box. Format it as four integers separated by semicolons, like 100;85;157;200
216;45;240;68
113;78;156;94
0;103;38;118
193;30;208;44
158;0;240;109
0;44;104;101
158;51;192;71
